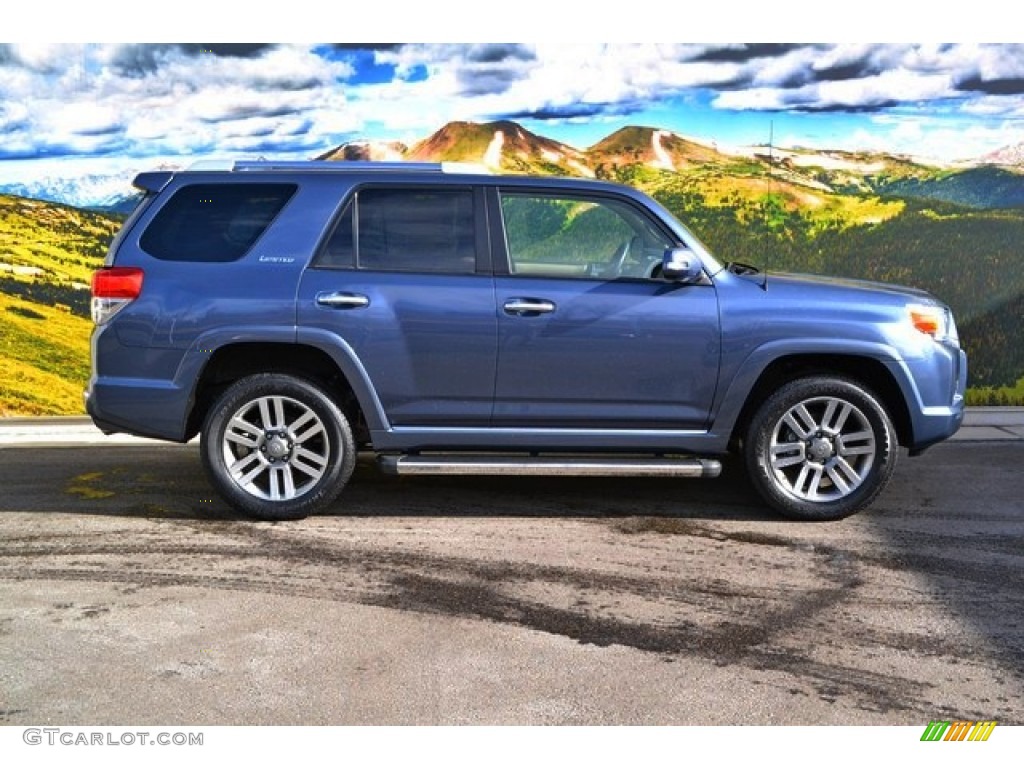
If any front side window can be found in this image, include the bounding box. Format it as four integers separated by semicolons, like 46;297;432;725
318;187;476;274
141;183;296;262
500;192;672;280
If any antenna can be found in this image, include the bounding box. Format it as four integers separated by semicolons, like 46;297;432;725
765;119;776;272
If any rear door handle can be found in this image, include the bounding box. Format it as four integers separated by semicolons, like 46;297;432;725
316;291;370;309
503;298;556;316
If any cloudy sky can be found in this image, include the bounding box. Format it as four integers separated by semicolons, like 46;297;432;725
1;41;1023;198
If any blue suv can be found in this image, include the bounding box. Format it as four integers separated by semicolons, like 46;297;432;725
87;161;967;521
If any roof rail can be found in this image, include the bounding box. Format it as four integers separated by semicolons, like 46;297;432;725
232;160;443;173
440;162;491;175
188;158;234;171
230;160;492;175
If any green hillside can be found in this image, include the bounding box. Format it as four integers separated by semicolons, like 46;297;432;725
875;166;1024;209
958;291;1024;395
0;194;118;415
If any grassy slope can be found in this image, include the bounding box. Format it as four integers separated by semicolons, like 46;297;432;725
0;195;114;282
0;194;118;415
1;292;93;414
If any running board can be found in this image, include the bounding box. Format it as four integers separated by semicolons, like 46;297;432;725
378;455;722;478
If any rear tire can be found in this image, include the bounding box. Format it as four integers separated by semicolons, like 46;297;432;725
744;376;897;521
200;374;355;520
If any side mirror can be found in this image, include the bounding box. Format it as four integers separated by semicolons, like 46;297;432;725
661;247;703;283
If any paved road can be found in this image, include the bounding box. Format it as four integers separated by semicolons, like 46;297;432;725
0;440;1021;725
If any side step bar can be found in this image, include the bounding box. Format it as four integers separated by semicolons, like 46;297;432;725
378;455;722;478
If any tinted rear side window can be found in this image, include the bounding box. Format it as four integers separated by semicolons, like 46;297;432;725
317;187;476;274
140;183;296;262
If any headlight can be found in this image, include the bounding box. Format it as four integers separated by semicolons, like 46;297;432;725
908;303;957;344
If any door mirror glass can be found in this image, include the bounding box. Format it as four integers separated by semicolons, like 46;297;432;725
661;247;703;283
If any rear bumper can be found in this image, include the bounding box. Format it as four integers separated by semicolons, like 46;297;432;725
84;378;190;442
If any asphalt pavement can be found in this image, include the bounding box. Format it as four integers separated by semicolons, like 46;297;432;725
1;411;1021;725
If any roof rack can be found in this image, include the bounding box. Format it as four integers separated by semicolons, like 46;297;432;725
232;160;435;173
187;158;234;171
230;160;492;175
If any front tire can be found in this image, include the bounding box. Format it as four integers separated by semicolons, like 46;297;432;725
744;377;898;521
201;374;355;520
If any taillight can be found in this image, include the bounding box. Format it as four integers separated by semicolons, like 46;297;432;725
91;267;144;325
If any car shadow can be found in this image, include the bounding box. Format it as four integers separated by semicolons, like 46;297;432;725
0;444;771;522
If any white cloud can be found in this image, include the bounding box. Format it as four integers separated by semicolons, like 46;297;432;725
960;95;1024;119
817;69;953;107
0;44;357;160
1;42;1023;171
47;103;122;136
841;117;1024;164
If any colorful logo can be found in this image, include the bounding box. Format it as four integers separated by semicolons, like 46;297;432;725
921;721;997;742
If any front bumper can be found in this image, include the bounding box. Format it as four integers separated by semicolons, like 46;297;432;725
903;345;967;454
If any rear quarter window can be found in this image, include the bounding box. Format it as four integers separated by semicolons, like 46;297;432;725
314;187;477;274
140;183;296;262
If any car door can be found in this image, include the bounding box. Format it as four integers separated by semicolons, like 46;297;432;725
491;188;720;430
297;184;497;427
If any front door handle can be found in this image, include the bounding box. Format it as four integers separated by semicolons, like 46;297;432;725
316;291;370;309
503;298;556;316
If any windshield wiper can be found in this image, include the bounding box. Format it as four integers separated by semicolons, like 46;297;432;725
727;261;768;290
727;261;760;276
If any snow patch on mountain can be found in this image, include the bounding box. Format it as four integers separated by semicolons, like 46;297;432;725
777;149;886;173
650;130;674;171
0;156;180;209
0;171;139;209
567;160;595;178
981;141;1024;166
483;130;504;169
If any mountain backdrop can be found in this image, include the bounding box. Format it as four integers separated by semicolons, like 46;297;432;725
2;119;1023;415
